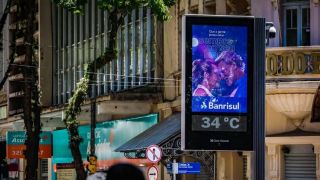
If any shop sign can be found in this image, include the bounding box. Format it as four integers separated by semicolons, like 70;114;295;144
52;114;158;168
6;131;52;158
56;163;76;180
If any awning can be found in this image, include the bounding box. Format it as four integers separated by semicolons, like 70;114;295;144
115;113;216;179
115;113;180;152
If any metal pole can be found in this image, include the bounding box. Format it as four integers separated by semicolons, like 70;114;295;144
253;18;266;180
173;159;176;180
90;52;97;156
90;99;96;155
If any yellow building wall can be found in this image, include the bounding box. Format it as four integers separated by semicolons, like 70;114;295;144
162;1;320;180
266;97;320;135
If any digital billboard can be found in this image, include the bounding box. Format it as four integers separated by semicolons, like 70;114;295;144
182;15;265;151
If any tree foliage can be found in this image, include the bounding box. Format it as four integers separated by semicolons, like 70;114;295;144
54;0;175;20
53;0;176;179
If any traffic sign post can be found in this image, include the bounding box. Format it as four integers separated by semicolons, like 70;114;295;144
146;145;162;164
147;166;158;180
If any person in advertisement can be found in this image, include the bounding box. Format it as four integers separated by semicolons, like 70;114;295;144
192;51;246;98
214;51;246;98
192;58;220;97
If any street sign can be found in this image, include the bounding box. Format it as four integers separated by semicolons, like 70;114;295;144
177;162;200;174
147;166;158;180
146;145;162;163
6;131;52;158
166;163;173;174
166;162;201;174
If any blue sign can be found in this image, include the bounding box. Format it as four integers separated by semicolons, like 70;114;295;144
178;162;200;174
166;163;172;174
7;131;52;145
166;162;200;174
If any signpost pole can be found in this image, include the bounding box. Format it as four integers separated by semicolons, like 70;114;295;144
173;159;176;180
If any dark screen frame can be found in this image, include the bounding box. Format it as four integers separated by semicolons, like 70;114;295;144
182;15;255;151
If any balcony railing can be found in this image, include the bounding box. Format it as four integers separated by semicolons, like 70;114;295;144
266;46;320;78
265;46;320;126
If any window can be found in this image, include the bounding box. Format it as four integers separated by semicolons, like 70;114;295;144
0;106;7;120
204;0;215;14
283;0;310;46
53;1;156;104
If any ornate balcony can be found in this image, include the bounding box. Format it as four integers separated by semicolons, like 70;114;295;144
266;46;320;126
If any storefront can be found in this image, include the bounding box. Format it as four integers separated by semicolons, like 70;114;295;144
266;129;320;179
116;113;216;180
51;114;158;179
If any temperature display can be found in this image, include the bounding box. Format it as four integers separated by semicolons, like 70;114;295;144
192;115;247;132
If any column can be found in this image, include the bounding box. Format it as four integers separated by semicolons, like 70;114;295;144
198;0;204;14
216;0;226;15
217;152;229;180
267;144;281;180
313;144;320;180
311;1;320;45
243;152;253;180
217;152;243;180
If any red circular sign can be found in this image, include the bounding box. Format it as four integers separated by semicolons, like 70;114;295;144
147;165;158;180
146;145;162;163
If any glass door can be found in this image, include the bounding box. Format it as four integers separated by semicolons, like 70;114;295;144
283;2;310;46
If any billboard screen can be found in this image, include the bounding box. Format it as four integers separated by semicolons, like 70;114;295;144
181;15;263;151
191;25;248;113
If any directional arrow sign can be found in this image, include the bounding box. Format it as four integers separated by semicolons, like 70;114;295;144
147;166;158;180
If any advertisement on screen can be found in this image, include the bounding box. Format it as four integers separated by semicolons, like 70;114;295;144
191;25;248;113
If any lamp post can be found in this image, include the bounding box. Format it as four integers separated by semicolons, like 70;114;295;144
89;63;97;174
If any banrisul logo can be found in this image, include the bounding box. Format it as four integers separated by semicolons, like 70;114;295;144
207;101;240;110
200;98;240;110
193;96;245;113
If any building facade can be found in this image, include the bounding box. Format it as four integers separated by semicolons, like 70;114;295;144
161;0;320;179
0;0;320;179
